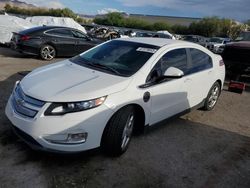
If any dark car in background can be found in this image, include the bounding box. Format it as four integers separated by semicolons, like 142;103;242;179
182;35;208;47
222;31;250;79
10;26;102;60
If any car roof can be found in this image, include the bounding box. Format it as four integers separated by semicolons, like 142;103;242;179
19;26;78;34
116;37;189;47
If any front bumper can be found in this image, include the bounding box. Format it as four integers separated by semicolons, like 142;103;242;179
5;95;113;152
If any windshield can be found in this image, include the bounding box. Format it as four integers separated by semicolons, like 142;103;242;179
70;40;159;77
183;36;198;42
210;38;223;43
235;32;250;41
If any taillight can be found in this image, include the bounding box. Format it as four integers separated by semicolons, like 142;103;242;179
219;59;224;66
20;35;30;41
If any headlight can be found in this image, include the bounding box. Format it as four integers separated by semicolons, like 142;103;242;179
44;96;106;115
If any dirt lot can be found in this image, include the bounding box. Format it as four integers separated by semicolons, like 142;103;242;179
0;46;250;188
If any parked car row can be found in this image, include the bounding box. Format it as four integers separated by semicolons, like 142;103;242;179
8;21;248;75
10;25;177;60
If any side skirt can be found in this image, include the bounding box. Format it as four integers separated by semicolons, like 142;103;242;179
144;99;205;133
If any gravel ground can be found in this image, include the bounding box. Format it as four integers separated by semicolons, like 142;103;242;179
0;46;250;188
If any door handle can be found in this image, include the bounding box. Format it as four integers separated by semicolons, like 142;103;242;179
208;70;213;74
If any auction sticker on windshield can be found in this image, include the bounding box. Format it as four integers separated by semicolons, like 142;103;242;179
136;47;157;53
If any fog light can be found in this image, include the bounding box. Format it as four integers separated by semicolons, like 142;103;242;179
67;133;88;144
44;132;88;145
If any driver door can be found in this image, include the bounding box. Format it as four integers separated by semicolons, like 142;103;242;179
71;30;95;54
146;48;191;125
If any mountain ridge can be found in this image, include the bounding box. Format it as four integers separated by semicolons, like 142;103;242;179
0;0;36;10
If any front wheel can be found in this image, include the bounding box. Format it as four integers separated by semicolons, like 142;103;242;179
203;82;221;111
101;106;135;156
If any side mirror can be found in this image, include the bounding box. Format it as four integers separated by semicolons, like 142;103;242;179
164;67;184;78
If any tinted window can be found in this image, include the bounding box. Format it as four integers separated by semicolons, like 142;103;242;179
147;48;188;82
159;48;188;74
235;32;250;41
46;29;73;37
189;48;212;73
210;37;223;43
19;26;46;35
72;30;86;39
70;40;159;77
183;36;198;42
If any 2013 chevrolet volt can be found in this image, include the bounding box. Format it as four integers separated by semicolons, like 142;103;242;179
5;38;225;156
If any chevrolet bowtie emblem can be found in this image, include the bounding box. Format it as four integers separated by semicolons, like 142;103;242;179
16;98;25;106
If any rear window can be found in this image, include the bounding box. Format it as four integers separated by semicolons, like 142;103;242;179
19;26;45;35
70;40;159;77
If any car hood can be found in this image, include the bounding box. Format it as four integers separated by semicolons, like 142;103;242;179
226;41;250;49
20;60;132;102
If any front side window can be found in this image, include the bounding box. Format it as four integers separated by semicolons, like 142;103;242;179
189;48;212;73
147;48;188;82
70;40;159;77
210;38;223;43
235;32;250;41
72;30;87;39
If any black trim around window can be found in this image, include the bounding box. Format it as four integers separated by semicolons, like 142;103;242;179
142;47;213;88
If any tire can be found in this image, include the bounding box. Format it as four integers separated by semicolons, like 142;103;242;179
203;82;221;111
102;106;135;156
40;44;56;60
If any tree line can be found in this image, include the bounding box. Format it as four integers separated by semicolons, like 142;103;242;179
94;12;249;39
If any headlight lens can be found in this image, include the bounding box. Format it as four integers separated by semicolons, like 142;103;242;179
44;96;106;115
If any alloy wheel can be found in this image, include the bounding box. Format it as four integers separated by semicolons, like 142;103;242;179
121;114;134;150
208;85;220;108
41;46;55;60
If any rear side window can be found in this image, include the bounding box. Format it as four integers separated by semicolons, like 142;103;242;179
46;29;73;37
189;48;212;73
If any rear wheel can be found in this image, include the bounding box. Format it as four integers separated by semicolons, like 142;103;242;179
102;106;135;156
40;45;56;60
203;82;221;111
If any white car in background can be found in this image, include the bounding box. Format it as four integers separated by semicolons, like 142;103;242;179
207;37;231;54
5;38;225;156
157;30;176;39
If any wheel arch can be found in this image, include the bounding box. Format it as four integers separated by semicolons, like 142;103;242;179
101;103;146;145
40;42;57;55
216;79;222;88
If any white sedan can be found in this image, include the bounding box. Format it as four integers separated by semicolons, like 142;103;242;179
5;38;225;156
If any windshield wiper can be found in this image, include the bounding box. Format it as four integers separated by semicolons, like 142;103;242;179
89;62;122;76
71;56;124;76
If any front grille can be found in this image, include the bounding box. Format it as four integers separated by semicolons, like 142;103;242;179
11;84;45;118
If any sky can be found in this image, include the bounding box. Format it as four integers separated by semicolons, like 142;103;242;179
21;0;250;21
